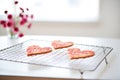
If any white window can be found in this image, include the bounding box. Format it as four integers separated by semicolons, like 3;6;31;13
0;0;14;19
0;0;99;22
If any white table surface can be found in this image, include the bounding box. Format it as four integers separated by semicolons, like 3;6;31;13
0;35;120;79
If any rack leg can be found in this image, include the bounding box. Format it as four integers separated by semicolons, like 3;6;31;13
105;57;108;64
79;71;84;79
81;72;83;75
103;48;108;64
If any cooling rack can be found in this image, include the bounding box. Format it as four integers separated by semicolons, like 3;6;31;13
0;39;113;75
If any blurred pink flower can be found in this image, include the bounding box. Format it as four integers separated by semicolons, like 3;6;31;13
18;33;24;37
0;0;33;38
7;14;13;20
14;1;18;5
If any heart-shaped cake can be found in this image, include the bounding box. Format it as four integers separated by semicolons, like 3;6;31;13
68;48;95;59
52;40;74;49
27;45;52;56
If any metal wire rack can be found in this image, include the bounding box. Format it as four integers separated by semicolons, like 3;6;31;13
0;39;113;75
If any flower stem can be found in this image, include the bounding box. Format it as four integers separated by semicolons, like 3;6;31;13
7;28;17;39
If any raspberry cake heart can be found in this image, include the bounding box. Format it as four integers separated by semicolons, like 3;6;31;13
68;48;95;59
27;45;52;56
52;40;74;49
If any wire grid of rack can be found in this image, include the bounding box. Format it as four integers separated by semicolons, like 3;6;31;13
0;39;113;73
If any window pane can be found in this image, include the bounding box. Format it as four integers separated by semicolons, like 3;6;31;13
0;0;99;22
0;0;14;19
27;0;99;22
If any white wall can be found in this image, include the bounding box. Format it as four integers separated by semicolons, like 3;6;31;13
0;0;120;38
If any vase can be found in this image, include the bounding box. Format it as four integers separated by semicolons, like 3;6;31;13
6;28;18;39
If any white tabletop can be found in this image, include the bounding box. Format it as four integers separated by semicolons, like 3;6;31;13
0;35;120;79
